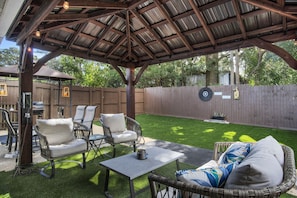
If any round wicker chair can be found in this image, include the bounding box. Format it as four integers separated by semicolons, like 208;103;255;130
148;142;296;198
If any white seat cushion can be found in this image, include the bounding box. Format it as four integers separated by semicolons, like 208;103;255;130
49;139;88;158
111;130;137;143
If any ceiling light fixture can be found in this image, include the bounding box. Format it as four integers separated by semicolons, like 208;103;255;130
63;0;69;10
35;29;41;37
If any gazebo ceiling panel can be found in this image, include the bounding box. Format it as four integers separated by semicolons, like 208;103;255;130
5;0;297;68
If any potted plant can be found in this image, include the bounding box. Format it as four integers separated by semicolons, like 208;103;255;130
212;112;226;120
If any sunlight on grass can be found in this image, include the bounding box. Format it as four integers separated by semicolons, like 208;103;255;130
171;126;184;135
89;171;101;185
222;131;236;141
0;193;10;198
239;135;256;142
203;128;214;133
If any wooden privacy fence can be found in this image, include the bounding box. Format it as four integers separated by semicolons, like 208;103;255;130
144;84;297;130
0;80;144;128
1;80;296;130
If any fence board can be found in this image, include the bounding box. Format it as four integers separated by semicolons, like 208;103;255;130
1;80;296;130
0;81;144;129
144;85;297;130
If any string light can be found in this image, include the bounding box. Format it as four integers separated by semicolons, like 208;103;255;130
63;0;69;10
27;47;32;52
35;30;41;37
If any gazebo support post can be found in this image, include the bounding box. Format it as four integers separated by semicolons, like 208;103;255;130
18;41;33;168
110;62;148;119
126;67;135;119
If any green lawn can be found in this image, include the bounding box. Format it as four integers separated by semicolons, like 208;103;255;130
0;147;193;198
135;114;297;165
1;114;296;198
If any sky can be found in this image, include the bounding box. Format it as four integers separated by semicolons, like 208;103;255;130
0;38;18;49
0;37;48;58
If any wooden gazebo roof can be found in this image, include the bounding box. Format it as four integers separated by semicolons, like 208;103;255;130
5;0;297;69
0;65;75;81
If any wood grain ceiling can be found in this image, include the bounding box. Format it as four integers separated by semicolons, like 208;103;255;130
6;0;297;68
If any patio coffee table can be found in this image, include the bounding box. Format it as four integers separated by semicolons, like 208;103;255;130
99;147;184;198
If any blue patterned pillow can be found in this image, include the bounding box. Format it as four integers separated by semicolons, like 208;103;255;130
218;142;251;165
176;164;233;187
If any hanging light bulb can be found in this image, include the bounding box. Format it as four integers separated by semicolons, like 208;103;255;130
63;0;69;10
27;47;32;52
35;29;41;37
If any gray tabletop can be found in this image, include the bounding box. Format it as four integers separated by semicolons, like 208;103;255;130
100;147;184;180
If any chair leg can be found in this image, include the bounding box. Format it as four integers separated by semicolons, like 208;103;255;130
112;145;116;158
50;160;55;178
133;142;136;152
40;160;55;178
14;136;18;151
8;136;12;152
82;153;86;169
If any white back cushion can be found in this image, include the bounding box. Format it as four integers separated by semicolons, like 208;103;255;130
101;113;126;133
250;135;284;166
224;151;283;189
37;118;74;145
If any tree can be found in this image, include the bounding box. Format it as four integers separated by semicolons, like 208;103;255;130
0;47;19;66
241;40;297;85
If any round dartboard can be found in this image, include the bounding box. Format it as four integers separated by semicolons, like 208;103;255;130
199;87;213;101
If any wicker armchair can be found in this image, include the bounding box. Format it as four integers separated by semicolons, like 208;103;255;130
148;142;296;198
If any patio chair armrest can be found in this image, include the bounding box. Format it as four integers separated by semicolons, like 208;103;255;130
99;118;113;138
125;116;142;137
34;125;51;158
73;122;90;140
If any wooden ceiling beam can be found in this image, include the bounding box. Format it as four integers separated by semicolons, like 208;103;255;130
57;0;128;9
249;38;297;69
131;33;155;59
89;17;117;54
33;49;65;73
231;0;247;39
16;0;61;44
41;10;120;32
189;0;216;46
126;10;132;61
128;0;150;9
66;23;87;49
140;30;297;66
130;9;172;55
106;36;127;58
154;0;193;51
45;13;89;22
240;0;297;21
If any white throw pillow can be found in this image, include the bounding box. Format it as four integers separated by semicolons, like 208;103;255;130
101;113;127;133
249;135;284;166
224;150;283;189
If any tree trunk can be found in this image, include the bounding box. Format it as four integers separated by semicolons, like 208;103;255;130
206;53;219;86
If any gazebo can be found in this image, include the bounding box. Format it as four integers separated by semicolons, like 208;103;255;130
0;65;75;116
1;0;297;167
